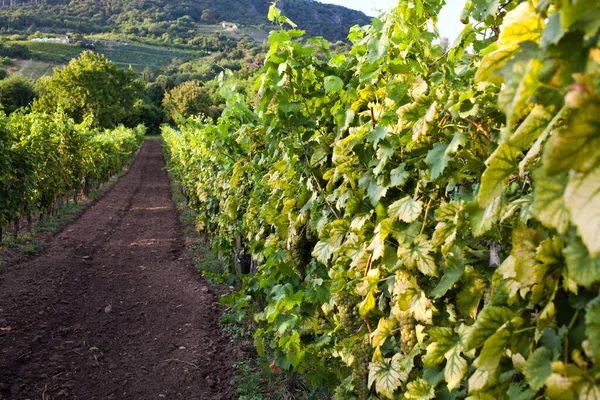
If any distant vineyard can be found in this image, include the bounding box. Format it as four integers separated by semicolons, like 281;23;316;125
0;111;145;239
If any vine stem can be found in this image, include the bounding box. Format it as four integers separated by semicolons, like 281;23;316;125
362;253;374;335
564;309;580;364
364;253;373;277
463;117;491;140
420;197;433;235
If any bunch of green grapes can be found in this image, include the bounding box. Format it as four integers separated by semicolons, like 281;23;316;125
398;310;416;354
352;339;372;400
334;292;359;331
288;228;310;278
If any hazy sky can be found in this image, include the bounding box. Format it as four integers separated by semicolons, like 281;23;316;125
317;0;466;41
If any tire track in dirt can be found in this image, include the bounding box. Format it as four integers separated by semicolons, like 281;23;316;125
0;140;233;400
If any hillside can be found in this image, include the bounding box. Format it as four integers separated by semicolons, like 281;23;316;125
0;0;372;43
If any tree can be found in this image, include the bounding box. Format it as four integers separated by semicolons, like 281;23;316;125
201;9;216;24
0;75;37;114
34;51;143;128
162;80;219;121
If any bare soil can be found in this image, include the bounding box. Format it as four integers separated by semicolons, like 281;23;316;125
0;140;234;400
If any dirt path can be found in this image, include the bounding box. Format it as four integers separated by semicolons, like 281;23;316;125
0;140;233;400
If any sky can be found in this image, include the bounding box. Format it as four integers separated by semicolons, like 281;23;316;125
317;0;466;41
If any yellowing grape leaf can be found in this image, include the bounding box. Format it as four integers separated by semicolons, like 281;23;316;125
532;168;570;235
544;101;600;176
371;318;395;348
368;354;406;399
389;196;423;223
565;163;600;257
404;379;435;400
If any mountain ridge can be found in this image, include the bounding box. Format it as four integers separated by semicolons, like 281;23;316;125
0;0;372;42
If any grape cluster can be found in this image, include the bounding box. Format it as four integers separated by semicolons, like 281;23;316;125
352;339;372;400
288;228;311;278
398;310;416;354
334;292;359;331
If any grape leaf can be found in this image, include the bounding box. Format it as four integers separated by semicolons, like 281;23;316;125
498;59;543;129
522;347;553;390
475;328;511;371
324;76;344;93
585;296;600;360
368;354;406;399
478;143;520;208
465;305;513;350
532;168;570;234
426;142;450;180
563;236;600;287
544;100;600;176
445;346;467;391
371;318;395;348
388;196;423;223
564;163;600;257
405;379;435;400
430;255;465;299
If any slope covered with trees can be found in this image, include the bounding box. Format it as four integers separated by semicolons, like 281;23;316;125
0;0;371;43
163;0;600;398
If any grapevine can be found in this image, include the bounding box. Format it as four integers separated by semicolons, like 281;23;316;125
163;0;600;398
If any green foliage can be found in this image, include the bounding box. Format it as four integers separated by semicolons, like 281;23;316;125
163;1;600;398
0;110;144;228
0;0;370;43
162;80;220;121
34;51;144;128
0;74;37;114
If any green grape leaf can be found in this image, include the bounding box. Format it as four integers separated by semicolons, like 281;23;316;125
478;143;520;208
507;381;537;400
465;305;513;350
475;328;511;371
324;76;344;93
368;354;406;399
532;168;570;234
469;193;504;237
565;163;600;257
404;379;435;400
544;101;600;176
522;347;553;390
585;296;600;360
390;164;410;187
541;12;565;47
367;179;388;206
426;142;450;180
430;255;465;299
563;238;600;287
389;196;423;223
